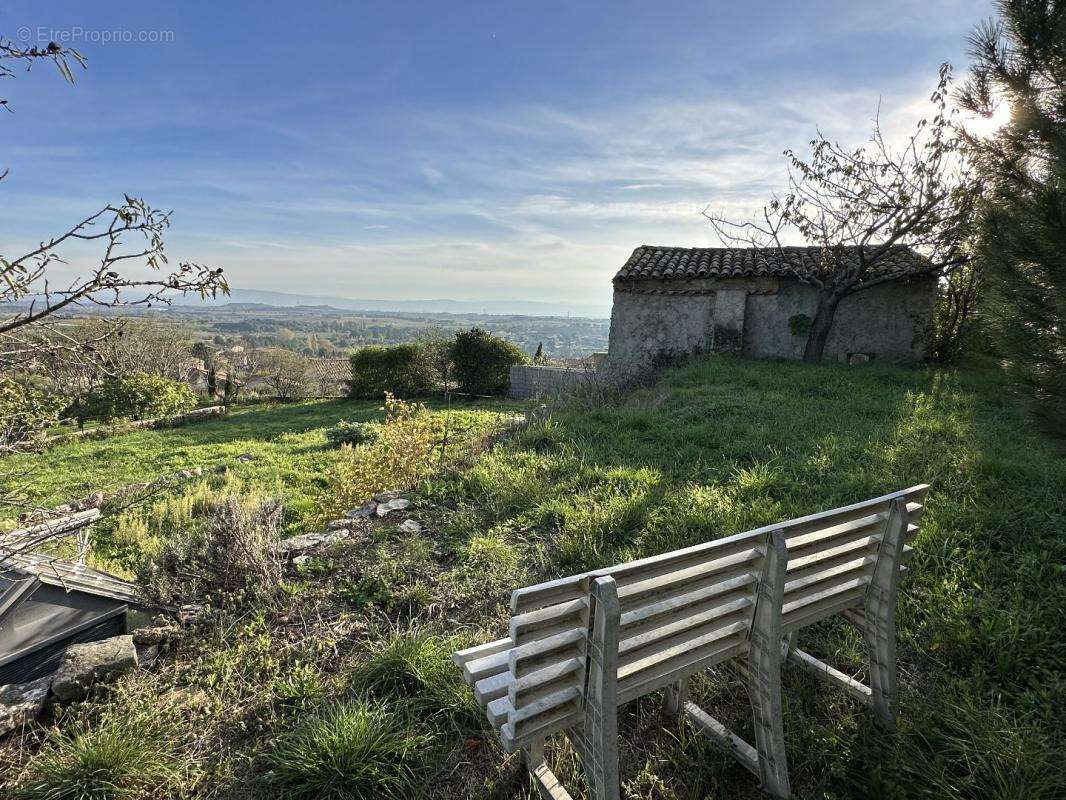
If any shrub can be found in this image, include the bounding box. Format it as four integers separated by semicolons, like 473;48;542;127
0;377;65;453
450;327;526;396
80;373;196;423
324;394;443;516
265;700;431;800
348;344;435;400
325;420;382;448
138;494;284;607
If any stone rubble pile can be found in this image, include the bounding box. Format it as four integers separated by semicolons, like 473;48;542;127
0;616;189;737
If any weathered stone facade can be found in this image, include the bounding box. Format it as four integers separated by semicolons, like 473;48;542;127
606;247;935;375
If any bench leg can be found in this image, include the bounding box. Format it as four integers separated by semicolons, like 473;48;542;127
663;676;689;718
746;530;790;799
579;576;621;800
523;740;576;800
864;497;907;730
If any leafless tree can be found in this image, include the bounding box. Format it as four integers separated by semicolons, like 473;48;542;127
1;34;227;373
704;65;978;362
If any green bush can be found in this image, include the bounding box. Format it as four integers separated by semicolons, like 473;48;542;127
325;420;382;448
348;344;435;400
80;373;196;423
265;700;431;800
0;377;65;452
450;328;526;396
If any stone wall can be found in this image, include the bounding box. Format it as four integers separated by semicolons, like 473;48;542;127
509;365;597;400
606;276;935;375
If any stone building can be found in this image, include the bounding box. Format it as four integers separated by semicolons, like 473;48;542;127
606;245;935;373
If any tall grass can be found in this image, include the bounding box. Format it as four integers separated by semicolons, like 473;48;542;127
265;700;432;800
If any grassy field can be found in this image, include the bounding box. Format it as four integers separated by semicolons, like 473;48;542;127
3;397;521;535
4;357;1064;799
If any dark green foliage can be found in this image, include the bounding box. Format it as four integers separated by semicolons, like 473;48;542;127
80;373;196;423
265;700;431;800
206;366;217;399
324;420;382;447
450;327;527;396
534;341;545;363
960;0;1066;432
0;377;65;452
348;344;435;400
787;313;813;337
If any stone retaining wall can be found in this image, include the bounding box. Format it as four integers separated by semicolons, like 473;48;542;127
509;365;597;400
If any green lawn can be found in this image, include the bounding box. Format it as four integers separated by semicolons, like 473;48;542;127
6;358;1064;799
4;397;520;533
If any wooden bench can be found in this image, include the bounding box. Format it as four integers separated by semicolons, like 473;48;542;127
453;485;928;800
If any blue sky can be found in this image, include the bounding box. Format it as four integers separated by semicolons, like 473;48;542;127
2;1;992;311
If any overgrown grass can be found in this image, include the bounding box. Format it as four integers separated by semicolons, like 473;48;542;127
420;356;1066;798
4;356;1063;799
2;397;517;536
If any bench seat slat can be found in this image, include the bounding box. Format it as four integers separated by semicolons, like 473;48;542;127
453;636;512;670
474;670;512;706
510;628;586;679
463;647;513;685
510;656;584;708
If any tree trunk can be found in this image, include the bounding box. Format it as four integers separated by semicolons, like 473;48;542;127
803;291;843;363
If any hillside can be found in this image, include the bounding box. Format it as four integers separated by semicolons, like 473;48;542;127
4;357;1064;799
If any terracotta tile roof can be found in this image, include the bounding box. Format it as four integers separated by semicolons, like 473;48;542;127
613;245;924;283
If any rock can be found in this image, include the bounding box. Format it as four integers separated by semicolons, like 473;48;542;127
86;491;106;508
346;501;378;519
52;636;137;702
135;644;160;666
292;554;313;569
54;504;74;515
191;467;203;477
376;498;412;517
327;518;351;531
276;529;348;556
235;452;254;462
132;625;181;647
848;353;871;365
398;519;422;534
0;677;52;737
178;604;208;626
373;489;403;503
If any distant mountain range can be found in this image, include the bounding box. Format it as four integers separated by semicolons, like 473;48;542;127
167;288;611;319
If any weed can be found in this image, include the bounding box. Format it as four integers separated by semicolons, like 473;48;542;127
265;700;432;800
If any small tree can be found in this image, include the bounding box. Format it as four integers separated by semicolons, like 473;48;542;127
260;349;311;401
206;365;218;399
348;344;434;400
534;342;545;363
705;65;978;362
451;328;527;396
416;330;455;397
958;0;1066;432
0;377;65;453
